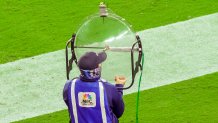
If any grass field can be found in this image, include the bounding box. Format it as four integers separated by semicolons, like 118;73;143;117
1;0;218;122
1;0;218;64
14;72;218;123
1;13;218;122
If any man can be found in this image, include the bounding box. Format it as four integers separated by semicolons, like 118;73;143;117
63;51;126;123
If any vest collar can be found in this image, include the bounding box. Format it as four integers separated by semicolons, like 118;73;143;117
79;75;100;82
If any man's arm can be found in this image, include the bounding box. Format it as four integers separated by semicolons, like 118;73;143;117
103;81;125;118
63;80;71;106
112;84;125;118
112;76;126;118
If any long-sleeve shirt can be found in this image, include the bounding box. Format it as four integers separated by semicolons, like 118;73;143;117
63;77;125;123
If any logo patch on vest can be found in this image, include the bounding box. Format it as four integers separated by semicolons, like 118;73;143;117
78;92;96;107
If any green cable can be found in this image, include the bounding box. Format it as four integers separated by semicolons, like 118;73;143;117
136;52;144;123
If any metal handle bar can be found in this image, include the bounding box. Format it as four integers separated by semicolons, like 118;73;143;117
74;46;139;52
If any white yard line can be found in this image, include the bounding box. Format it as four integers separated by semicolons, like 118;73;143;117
1;13;218;123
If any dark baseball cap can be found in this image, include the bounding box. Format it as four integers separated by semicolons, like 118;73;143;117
78;51;107;70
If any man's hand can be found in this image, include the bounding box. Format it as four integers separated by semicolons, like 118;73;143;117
115;76;126;85
103;45;110;51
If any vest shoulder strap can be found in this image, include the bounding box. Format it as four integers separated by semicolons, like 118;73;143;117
98;78;107;83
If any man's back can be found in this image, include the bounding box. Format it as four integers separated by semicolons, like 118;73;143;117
63;78;124;123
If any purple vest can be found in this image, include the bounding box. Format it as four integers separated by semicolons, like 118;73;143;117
68;79;113;123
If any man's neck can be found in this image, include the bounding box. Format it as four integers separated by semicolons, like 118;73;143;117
79;75;100;82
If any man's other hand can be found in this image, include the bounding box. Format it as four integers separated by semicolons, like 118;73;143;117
115;76;126;85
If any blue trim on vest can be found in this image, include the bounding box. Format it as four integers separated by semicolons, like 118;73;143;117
103;85;113;123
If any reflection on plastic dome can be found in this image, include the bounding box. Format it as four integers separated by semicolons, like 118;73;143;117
75;12;136;47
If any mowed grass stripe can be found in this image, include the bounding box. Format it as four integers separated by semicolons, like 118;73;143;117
1;13;218;123
1;0;218;64
14;72;218;123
